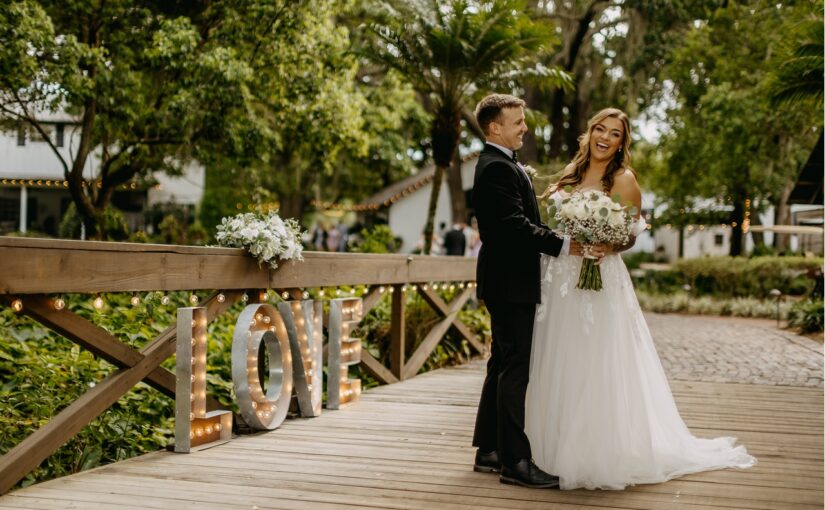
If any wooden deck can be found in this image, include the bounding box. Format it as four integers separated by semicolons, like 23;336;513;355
0;360;821;510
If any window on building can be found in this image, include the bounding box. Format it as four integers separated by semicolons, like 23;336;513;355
56;123;65;147
30;125;53;143
714;234;724;246
16;125;25;146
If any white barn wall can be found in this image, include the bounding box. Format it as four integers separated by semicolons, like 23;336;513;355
0;124;97;180
388;175;452;253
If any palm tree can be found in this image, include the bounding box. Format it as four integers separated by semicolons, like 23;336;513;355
769;10;823;108
364;0;571;253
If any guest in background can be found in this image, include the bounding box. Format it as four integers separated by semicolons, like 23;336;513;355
468;216;482;257
444;223;467;256
311;221;327;251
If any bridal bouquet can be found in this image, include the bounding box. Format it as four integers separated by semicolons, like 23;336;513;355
215;211;305;269
547;189;634;291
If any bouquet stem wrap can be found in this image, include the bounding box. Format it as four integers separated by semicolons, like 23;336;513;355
577;257;603;291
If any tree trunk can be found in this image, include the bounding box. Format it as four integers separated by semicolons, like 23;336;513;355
280;193;305;220
547;90;566;158
423;164;447;254
423;109;461;254
447;148;466;224
749;202;765;248
69;103;100;239
565;95;583;159
678;226;685;259
520;87;541;163
729;198;745;256
774;181;793;251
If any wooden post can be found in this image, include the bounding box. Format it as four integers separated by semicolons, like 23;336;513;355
389;285;406;380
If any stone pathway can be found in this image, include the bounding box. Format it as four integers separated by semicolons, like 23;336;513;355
646;313;824;388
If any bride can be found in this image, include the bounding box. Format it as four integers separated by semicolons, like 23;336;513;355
524;108;756;490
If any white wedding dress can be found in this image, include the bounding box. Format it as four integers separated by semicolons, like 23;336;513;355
524;192;756;491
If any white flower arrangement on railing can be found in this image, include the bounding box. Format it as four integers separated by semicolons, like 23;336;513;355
215;211;305;269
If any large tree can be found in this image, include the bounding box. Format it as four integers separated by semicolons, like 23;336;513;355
363;0;571;253
0;1;255;239
655;0;821;256
518;0;712;163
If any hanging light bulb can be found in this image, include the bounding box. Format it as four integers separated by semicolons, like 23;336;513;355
189;294;199;305
281;291;289;299
302;291;309;299
216;293;226;303
93;295;104;310
130;294;140;306
242;293;249;302
160;294;170;306
11;299;23;312
53;297;66;310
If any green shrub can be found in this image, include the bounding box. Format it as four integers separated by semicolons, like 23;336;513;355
636;256;822;298
59;203;130;241
635;290;794;319
349;224;400;253
787;299;824;334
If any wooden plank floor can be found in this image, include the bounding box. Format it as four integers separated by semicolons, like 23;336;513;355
0;360;821;510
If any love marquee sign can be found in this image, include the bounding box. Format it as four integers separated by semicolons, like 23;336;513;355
173;297;363;452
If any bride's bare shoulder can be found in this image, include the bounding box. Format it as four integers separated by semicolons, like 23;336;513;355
612;168;641;213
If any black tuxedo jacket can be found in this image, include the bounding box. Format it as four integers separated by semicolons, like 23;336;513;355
473;144;563;304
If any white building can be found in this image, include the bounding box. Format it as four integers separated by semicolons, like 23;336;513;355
0;114;205;236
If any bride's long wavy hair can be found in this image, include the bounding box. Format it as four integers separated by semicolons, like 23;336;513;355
542;108;633;198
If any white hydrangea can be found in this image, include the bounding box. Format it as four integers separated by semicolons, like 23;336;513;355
548;190;633;247
215;211;305;269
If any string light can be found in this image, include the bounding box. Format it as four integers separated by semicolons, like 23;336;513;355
217;293;226;303
53;297;66;310
189;294;199;305
281;291;289;300
130;294;140;306
160;294;170;306
0;179;139;190
93;294;104;310
11;299;23;312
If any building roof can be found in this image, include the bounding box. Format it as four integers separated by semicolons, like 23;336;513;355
788;133;823;205
359;151;480;209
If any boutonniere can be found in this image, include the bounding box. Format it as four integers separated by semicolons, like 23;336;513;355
522;165;537;179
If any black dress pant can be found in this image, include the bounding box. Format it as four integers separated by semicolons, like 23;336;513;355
472;299;536;467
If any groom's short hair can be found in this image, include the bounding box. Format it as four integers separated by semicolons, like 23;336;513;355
474;94;526;135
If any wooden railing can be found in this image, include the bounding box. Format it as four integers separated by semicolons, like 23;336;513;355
0;237;482;493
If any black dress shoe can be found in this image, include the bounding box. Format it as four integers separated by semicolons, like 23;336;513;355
500;459;560;489
473;449;501;473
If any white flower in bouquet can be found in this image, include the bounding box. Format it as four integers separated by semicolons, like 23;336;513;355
215;211;306;269
547;189;636;290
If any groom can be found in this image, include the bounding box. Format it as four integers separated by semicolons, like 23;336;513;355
471;94;584;489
